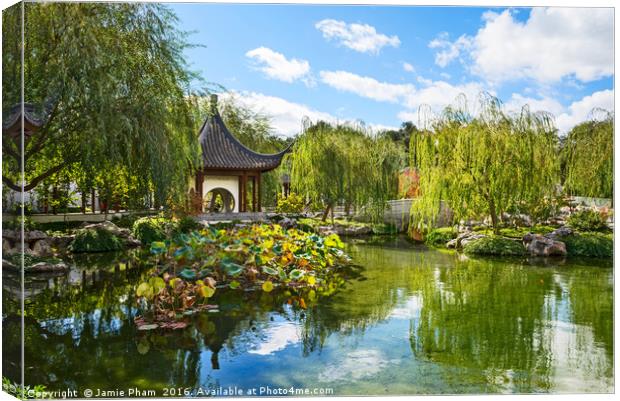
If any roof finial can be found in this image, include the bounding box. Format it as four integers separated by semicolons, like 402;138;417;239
210;94;218;115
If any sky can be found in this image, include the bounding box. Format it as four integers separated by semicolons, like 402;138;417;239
168;3;614;137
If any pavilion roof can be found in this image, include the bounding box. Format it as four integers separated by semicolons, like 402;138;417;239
2;102;49;135
198;96;291;172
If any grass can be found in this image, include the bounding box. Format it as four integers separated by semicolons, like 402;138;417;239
472;225;556;238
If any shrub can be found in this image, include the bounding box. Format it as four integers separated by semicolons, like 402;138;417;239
69;228;124;253
563;233;613;258
132;216;169;244
276;193;305;214
173;216;202;234
463;236;526;256
424;227;457;246
567;209;609;232
112;214;142;229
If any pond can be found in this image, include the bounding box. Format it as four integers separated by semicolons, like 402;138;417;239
2;237;613;395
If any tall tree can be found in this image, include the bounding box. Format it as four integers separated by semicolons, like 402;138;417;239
561;114;613;199
412;94;560;233
288;120;402;222
2;2;201;204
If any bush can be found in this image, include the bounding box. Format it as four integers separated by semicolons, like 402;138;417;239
424;227;457;246
111;214;141;229
567;209;609;232
276;193;305;213
563;233;613;258
173;216;202;234
69;228;124;253
132;216;169;244
463;236;526;256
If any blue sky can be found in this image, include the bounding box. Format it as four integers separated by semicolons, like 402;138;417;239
169;3;614;136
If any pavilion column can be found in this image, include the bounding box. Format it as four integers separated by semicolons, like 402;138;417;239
257;173;262;212
252;176;258;212
241;173;248;212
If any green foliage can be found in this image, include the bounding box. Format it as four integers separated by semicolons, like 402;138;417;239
562;116;613;198
276;192;305;213
2;2;200;204
4;253;62;268
2;376;48;399
473;225;556;238
567;209;609;232
412;94;560;233
69;228;124;253
111;214;142;229
463;236;526;256
132;216;169;245
424;227;457;246
288;121;402;222
135;224;351;325
173;216;202;235
563;233;613;258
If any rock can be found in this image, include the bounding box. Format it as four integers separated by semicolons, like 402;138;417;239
49;235;75;249
26;261;68;273
31;239;53;257
14;242;34;255
279;217;297;230
545;226;573;240
24;230;48;241
446;239;458;249
317;226;337;236
3;238;13;253
2;258;18;270
343;225;372;236
125;237;142;248
82;221;128;237
2;229;20;240
522;233;566;257
459;234;487;248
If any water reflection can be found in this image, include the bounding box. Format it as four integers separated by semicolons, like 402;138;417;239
2;238;613;395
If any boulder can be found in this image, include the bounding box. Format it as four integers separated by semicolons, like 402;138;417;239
522;233;566;257
24;230;48;242
446;239;458;249
459;234;487;248
31;239;53;257
82;221;131;238
2;229;19;241
343;225;372;236
545;226;573;240
3;238;13;253
279;217;297;230
26;261;68;273
49;234;76;250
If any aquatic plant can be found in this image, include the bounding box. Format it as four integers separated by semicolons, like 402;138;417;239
132;216;170;244
134;223;351;329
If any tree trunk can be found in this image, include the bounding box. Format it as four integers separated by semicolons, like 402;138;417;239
81;191;86;214
489;198;499;235
321;203;332;222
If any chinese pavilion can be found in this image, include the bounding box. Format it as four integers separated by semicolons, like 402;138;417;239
189;94;290;213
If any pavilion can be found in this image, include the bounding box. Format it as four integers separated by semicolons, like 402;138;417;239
189;94;291;213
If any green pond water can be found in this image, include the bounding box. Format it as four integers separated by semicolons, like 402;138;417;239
2;237;614;395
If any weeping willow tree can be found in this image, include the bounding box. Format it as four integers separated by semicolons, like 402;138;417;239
2;2;201;206
287;120;402;222
561;113;613;199
412;94;560;234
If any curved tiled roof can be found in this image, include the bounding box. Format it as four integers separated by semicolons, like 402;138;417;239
2;102;49;132
199;111;291;172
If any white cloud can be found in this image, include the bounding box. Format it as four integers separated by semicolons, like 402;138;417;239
220;91;396;137
430;8;613;84
504;93;565;116
403;62;415;73
555;89;614;133
428;32;472;68
222;91;335;137
320;70;414;103
245;47;312;84
315;19;400;54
